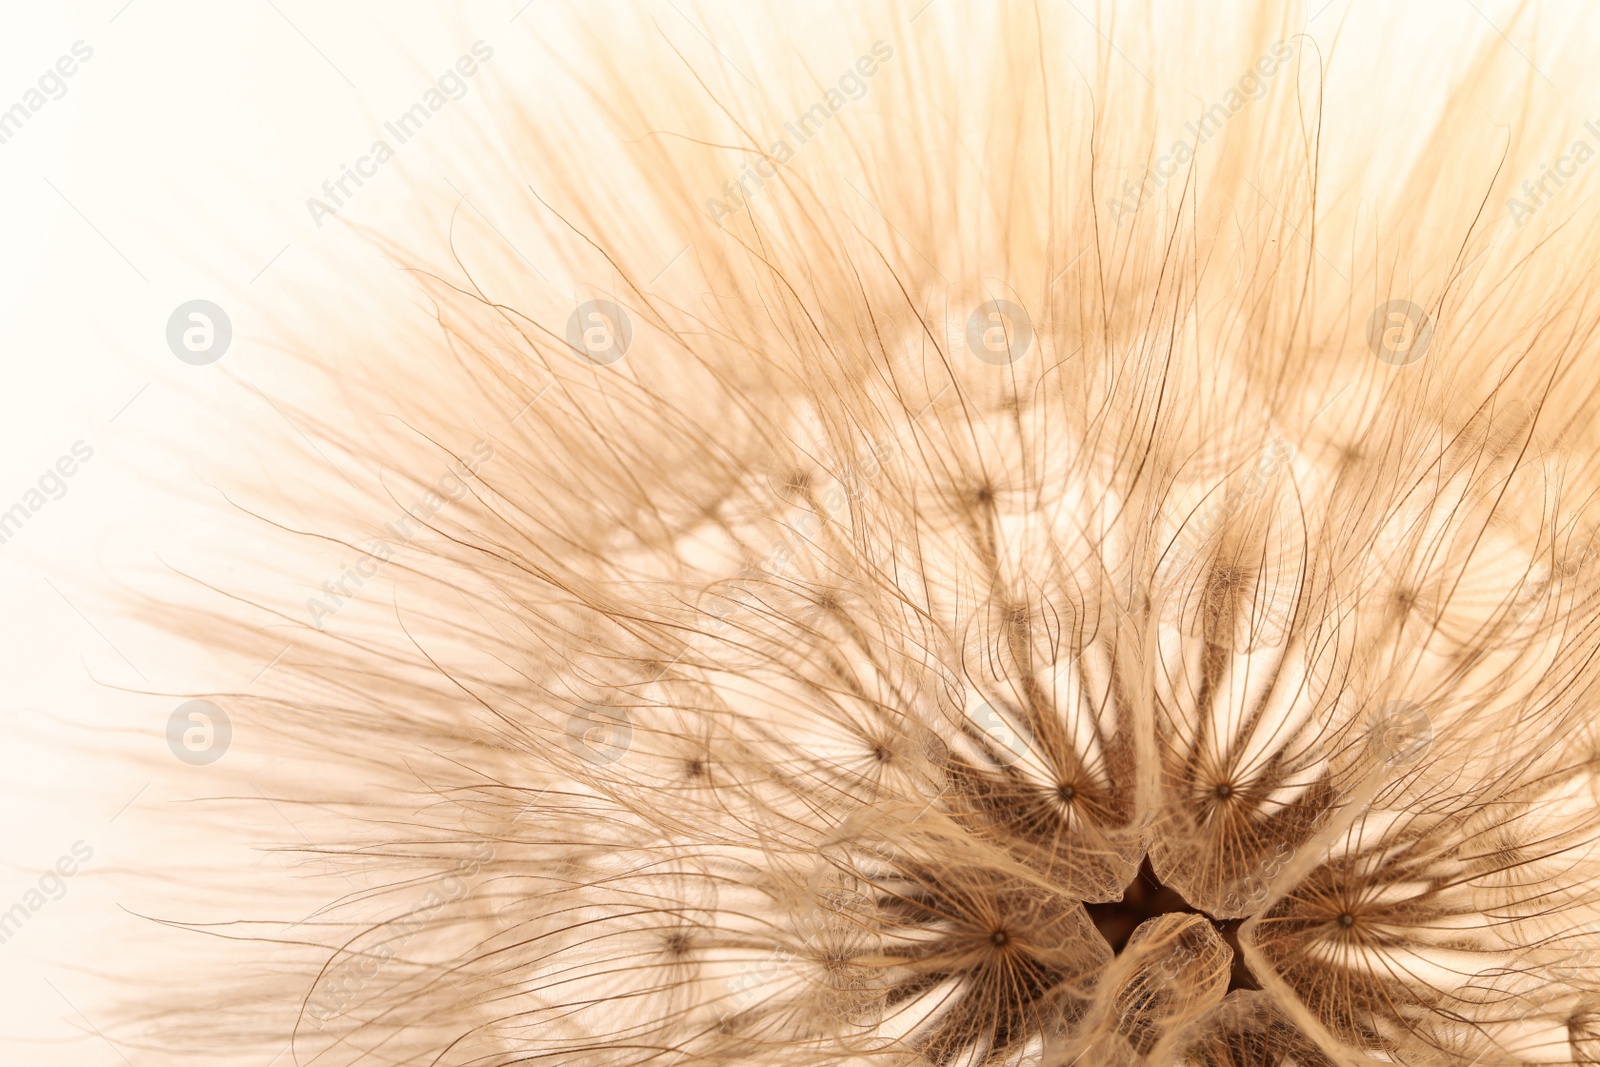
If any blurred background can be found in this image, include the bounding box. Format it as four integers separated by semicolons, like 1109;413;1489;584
0;1;1594;1062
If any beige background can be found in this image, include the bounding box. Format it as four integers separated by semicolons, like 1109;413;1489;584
0;0;1590;1062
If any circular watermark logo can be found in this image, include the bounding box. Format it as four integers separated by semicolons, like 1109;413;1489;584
565;705;633;765
969;701;1030;765
1366;300;1432;367
965;300;1034;366
1367;700;1432;767
166;300;232;365
857;837;898;865
167;699;232;765
565;300;632;366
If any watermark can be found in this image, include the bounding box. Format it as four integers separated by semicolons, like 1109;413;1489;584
1210;703;1429;913
1154;437;1296;632
306;840;493;1026
1109;40;1295;226
1366;700;1431;767
167;299;232;365
723;825;908;1017
1551;916;1600;982
1165;438;1295;567
0;841;94;948
0;439;95;548
1133;915;1230;994
306;41;494;228
564;704;633;765
704;434;897;632
1367;299;1432;366
704;40;895;227
965;299;1033;365
1221;837;1297;914
306;438;494;628
564;299;631;365
968;699;1031;766
167;699;232;765
0;41;94;148
719;848;893;1019
1507;118;1600;228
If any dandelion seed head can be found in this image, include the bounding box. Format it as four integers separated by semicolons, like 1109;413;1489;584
127;3;1600;1066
